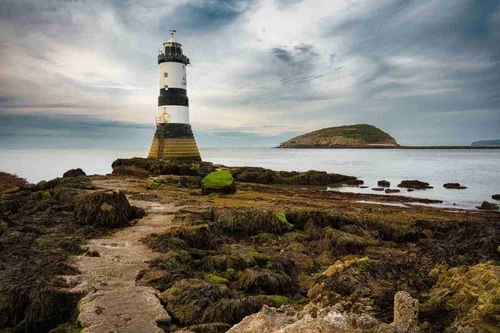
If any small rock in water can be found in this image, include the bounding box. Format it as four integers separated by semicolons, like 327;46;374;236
346;179;364;186
371;187;384;191
492;194;500;201
378;180;390;187
398;180;433;190
407;189;414;192
385;189;401;194
476;201;499;211
443;183;467;189
360;185;369;189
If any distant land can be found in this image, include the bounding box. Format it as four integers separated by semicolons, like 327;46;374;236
471;139;500;146
278;124;500;149
278;124;399;148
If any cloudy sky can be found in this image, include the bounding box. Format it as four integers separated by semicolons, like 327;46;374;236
0;0;499;148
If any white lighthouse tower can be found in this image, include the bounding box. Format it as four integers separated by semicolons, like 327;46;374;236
148;30;201;161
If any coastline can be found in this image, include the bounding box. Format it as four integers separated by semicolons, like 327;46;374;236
0;159;499;332
276;145;500;149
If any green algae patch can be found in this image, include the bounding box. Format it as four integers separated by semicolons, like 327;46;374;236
266;295;292;307
276;210;293;229
146;181;160;190
201;170;236;195
205;273;229;285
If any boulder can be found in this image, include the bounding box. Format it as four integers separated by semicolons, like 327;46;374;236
397;180;433;190
443;183;467;189
371;188;384;191
492;194;500;201
74;190;133;227
201;170;236;195
378;180;390;187
63;168;86;178
476;201;499;211
385;189;400;194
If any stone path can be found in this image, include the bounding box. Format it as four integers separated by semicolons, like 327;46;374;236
67;180;178;333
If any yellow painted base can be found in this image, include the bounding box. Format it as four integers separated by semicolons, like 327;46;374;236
148;136;201;161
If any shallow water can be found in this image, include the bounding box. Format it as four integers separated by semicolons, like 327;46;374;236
0;147;499;209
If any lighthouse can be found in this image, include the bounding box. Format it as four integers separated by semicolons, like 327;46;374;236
148;30;201;161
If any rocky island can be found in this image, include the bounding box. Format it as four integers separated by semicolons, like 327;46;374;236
0;160;499;333
278;124;399;148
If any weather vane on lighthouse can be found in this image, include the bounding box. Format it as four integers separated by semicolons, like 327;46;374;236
147;30;201;161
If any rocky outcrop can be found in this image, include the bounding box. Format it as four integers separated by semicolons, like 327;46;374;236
278;124;399;148
227;291;420;333
397;180;433;190
201;170;236;195
443;183;467;189
492;194;500;201
63;168;86;178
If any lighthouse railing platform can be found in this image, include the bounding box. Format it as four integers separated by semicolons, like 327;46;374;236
158;53;190;65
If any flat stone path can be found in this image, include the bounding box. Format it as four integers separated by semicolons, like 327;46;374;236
68;180;179;333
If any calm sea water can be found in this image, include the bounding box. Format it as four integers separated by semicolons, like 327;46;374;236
0;147;499;209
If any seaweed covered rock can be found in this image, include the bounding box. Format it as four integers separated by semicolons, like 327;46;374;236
74;190;133;227
159;279;230;326
201;170;236;195
62;168;86;178
238;268;294;296
202;296;267;325
214;209;293;236
420;261;499;332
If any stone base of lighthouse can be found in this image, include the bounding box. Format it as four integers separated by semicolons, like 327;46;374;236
148;123;201;161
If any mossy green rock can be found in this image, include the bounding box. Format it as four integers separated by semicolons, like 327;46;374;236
201;170;236;195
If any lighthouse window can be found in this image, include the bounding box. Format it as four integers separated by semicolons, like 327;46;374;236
164;85;168;89
164;73;168;78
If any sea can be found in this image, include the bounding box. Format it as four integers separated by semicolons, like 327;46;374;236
0;147;499;210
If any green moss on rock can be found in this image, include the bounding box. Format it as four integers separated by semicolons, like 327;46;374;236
201;170;236;195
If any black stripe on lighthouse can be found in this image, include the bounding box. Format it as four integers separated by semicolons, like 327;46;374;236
158;88;189;107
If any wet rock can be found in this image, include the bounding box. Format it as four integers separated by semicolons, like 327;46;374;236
201;170;236;195
407;189;414;192
378;180;390;187
63;168;86;178
443;183;467;189
385;189;400;194
476;201;499;211
372;187;384;191
492;194;500;201
74;190;133;227
397;180;433;190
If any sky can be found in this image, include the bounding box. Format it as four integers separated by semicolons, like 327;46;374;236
0;0;499;148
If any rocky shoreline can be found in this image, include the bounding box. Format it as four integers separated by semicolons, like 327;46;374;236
1;159;499;333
